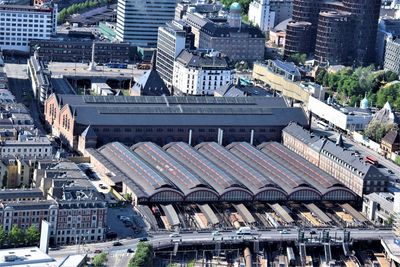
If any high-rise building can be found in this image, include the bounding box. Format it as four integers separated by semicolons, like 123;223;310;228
284;0;381;66
156;20;194;86
248;0;293;32
376;18;400;65
0;4;57;52
384;36;400;75
116;0;178;47
314;11;353;65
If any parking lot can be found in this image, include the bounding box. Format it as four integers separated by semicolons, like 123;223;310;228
107;206;147;239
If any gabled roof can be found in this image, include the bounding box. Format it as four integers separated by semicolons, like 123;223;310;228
382;130;399;145
131;68;170;96
81;125;96;138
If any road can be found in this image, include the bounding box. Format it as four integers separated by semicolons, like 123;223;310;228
4;63;45;133
51;76;76;94
48;228;394;259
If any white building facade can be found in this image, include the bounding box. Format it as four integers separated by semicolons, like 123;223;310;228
0;4;57;52
248;0;292;33
172;50;233;95
0;134;53;158
308;96;373;131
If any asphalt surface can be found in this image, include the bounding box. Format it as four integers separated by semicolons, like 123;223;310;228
48;228;394;260
4;63;45;133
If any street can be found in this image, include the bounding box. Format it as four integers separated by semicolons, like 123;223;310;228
48;227;394;260
4;63;45;133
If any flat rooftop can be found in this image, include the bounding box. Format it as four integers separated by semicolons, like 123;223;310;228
0;247;55;267
47;62;146;80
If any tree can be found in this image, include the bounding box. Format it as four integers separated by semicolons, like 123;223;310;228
8;226;23;246
26;225;40;245
364;121;398;143
376;83;400;110
93;252;108;267
128;242;153;267
315;68;327;85
0;226;6;247
289;53;307;65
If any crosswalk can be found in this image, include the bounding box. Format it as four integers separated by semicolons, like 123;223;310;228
107;252;134;267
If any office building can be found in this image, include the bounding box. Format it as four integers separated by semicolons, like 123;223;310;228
308;96;373;131
252;60;326;103
156;20;194;86
173;50;233;95
282;122;387;196
248;0;293;32
116;0;177;47
376;17;400;65
0;131;53;159
27;52;51;104
186;5;265;62
363;192;398;225
175;0;223;20
0;200;58;233
44;94;308;150
314;11;353;65
384;36;400;75
284;0;381;66
36;161;107;245
30;39;130;63
0;4;57;53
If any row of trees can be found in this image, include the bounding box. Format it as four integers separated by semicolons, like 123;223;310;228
0;225;40;247
128;242;153;267
315;66;399;108
57;0;113;24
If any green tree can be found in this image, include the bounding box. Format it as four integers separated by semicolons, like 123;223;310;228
8;226;23;246
289;53;307;65
26;225;40;245
315;68;327;85
128;242;153;267
376;83;400;110
93;252;108;267
0;226;6;247
364;121;398;143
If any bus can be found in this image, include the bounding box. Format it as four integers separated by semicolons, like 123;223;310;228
106;62;128;69
316;120;330;131
365;156;378;166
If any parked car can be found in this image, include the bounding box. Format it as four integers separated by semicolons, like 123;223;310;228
139;237;148;242
94;249;102;253
127;248;134;253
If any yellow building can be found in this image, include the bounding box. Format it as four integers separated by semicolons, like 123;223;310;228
252;60;325;103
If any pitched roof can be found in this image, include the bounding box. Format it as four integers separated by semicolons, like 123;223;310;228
52;95;308;128
382;130;399;145
131;68;170;96
81;125;96;138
